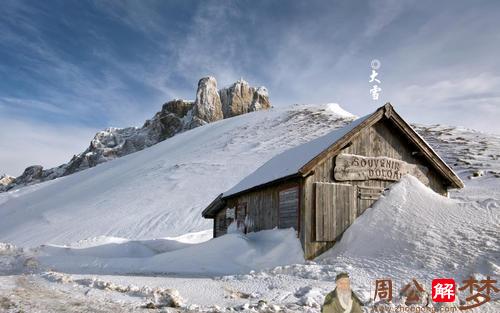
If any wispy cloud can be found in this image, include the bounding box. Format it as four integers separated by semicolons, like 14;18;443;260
3;2;170;115
0;0;499;174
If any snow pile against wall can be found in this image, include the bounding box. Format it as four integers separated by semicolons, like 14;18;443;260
319;175;499;282
37;228;305;276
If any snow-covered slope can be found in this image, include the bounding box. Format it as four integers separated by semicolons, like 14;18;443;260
0;104;355;246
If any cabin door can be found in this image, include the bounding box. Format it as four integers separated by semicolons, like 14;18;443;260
278;186;299;230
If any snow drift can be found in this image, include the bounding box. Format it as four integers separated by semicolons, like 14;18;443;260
319;175;500;282
38;228;305;276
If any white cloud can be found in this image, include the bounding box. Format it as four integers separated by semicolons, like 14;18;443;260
388;73;500;133
392;73;500;106
0;118;97;176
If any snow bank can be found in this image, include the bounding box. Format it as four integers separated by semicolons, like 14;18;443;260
319;175;499;281
38;228;305;276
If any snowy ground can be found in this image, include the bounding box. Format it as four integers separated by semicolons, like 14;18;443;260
0;104;499;312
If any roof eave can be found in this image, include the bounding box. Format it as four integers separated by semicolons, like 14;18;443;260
201;193;225;218
386;106;464;189
222;173;302;200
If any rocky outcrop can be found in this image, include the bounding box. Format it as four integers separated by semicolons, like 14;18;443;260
15;165;44;185
161;99;193;117
0;174;15;187
220;79;271;117
193;77;223;123
1;77;271;192
250;86;271;111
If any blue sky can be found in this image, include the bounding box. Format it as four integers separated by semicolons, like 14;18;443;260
1;0;499;175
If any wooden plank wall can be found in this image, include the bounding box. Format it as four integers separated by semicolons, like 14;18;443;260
215;180;301;237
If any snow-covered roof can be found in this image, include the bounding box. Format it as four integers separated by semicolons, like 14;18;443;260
220;103;465;200
223;113;371;197
200;103;464;218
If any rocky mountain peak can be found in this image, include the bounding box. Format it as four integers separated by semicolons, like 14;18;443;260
193;76;224;124
1;76;271;192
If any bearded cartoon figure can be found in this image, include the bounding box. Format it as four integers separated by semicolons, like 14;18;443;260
322;273;364;313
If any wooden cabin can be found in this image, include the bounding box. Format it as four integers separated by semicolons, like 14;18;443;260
201;103;463;259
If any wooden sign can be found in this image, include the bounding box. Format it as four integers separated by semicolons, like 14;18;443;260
334;153;429;184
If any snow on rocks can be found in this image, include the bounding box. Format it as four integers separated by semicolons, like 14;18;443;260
219;79;271;117
412;124;500;178
0;174;15;186
470;169;485;179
